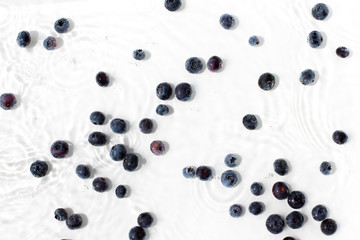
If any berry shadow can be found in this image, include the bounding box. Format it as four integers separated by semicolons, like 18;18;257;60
254;114;262;130
11;93;21;110
67;18;75;32
79;213;88;229
135;153;146;171
150;119;157;133
164;105;174;115
44;160;53;177
56;37;64;49
88;165;96;179
177;0;186;11
257;36;264;47
106;74;115;87
123;184;131;197
66;141;74;158
328;161;336;175
272;73;280;91
103;114;112;125
311;70;320;85
230;15;239;30
27;31;38;48
64;208;74;215
143;50;151;61
161;140;170;155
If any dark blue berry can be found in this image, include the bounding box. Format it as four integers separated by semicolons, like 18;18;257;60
90;111;105;125
54;18;70;33
312;205;328;221
300;69;315;85
308;31;323;48
139;118;153;134
243;114;258;130
137;212;153;228
286;211;304;229
133;49;145;60
266;214;285;234
248;35;260;46
336;46;350;58
110;118;127;134
207;56;223;72
95;71;109;87
273;159;289;176
287;191;305;209
320;161;332;175
249;202;264;215
110;144;127;161
43;36;57;50
16;31;31;47
50;140;69;158
66;214;82;230
183;166;196;178
0;93;17;110
258;72;275;90
156;104;169;116
92;177;109;192
123;153;139;172
30;160;48;178
332;130;348;144
283;237;295;240
129;226;146;240
224;153;240;167
156;82;173;100
175;82;192;101
250;182;263;196
219;14;235;30
88;132;107;146
229;204;243;218
115;185;127;198
75;164;90;179
312;3;329;20
221;170;239;188
54;208;67;221
150;140;165;155
164;0;181;12
272;182;290;200
185;57;203;73
321;219;337;235
196;166;212;181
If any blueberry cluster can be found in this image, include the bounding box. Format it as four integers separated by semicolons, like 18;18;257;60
129;212;155;240
182;166;213;181
54;208;83;230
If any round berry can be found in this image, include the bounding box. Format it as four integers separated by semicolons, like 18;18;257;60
321;219;337;235
110;118;127;134
0;93;17;110
196;166;212;181
54;208;67;221
336;46;350;58
156;82;173;100
242;114;258;130
300;69;315;85
54;18;70;33
273;159;289;176
123;153;139;172
183;166;196;178
219;13;235;30
129;226;146;240
250;182;263;196
95;71;109;87
332;130;348;144
139;118;153;134
185;57;203;74
150;140;166;155
175;82;192;101
50;140;69;158
66;214;82;230
249;201;264;215
287;191;305;209
16;31;31;47
115;185;127;198
312;204;328;221
221;170;239;188
320;161;333;175
88;132;107;146
92;177;109;192
224;153;240;167
248;35;260;46
272;182;290;200
207;56;223;72
266;214;285;234
75;164;91;179
229;204;243;218
110;144;127;161
133;49;145;60
156;104;169;116
137;212;153;228
30;160;48;178
258;72;275;90
286;211;304;229
43;36;57;50
312;3;329;20
164;0;182;12
308;31;323;48
90;111;105;125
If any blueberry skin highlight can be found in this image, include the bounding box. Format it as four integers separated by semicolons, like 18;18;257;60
16;31;31;47
249;201;264;215
229;204;243;218
110;118;127;134
139;118;153;134
0;93;17;110
137;212;154;228
183;166;196;178
95;71;109;87
92;177;109;192
54;18;70;33
300;69;315;85
273;159;289;176
312;3;329;20
321;219;337;235
75;164;91;179
50;140;69;158
286;211;304;229
243;114;258;130
224;153;240;167
221;170;239;188
219;13;236;30
308;31;323;48
54;208;67;221
185;57;203;73
156;82;173;100
115;185;127;198
129;226;146;240
266;214;285;234
66;214;82;230
287;191;305;209
156;104;169;116
250;182;263;196
164;0;181;12
175;82;192;101
30;160;48;178
207;56;223;72
320;161;332;175
258;72;275;90
336;46;350;58
123;153;139;172
150;140;166;155
248;35;260;46
312;204;328;221
43;36;57;50
332;130;348;144
88;132;107;146
133;49;145;60
196;166;212;181
272;182;290;200
90;111;105;125
110;144;127;161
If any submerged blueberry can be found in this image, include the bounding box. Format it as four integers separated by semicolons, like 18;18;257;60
249;201;264;215
183;166;196;178
332;130;348;144
43;36;57;50
92;177;109;192
312;204;328;221
175;82;192;101
150;140;166;155
336;46;350;58
286;211;304;229
320;161;333;175
229;204;243;218
54;208;67;221
54;18;70;33
50;140;69;158
243;114;258;130
312;3;329;20
0;93;17;110
321;219;337;235
133;49;146;60
248;36;260;46
156;82;173;100
75;164;91;179
95;71;110;87
272;182;290;200
219;14;236;29
16;31;31;47
266;214;285;234
156;104;169;116
66;214;82;230
250;182;263;196
273;159;289;176
308;31;323;48
123;153;139;172
196;166;212;181
110;144;127;161
115;185;127;198
110;118;127;134
258;72;275;90
221;170;239;188
30;160;48;178
139;118;153;134
185;57;203;74
164;0;181;12
90;111;105;125
207;56;223;72
300;69;316;85
88;132;107;146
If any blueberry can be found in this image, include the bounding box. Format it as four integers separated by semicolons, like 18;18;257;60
207;56;223;72
249;201;264;215
95;71;109;87
196;166;212;181
30;160;48;178
183;166;196;178
115;185;127;198
283;237;295;240
16;31;31;47
0;93;17;110
54;18;70;33
185;57;203;74
250;182;263;196
258;72;275;90
300;69;315;85
320;161;332;175
219;14;235;30
221;170;239;188
50;140;69;158
312;204;328;221
336;46;350;58
43;36;57;50
123;153;139;172
273;159;289;176
156;104;169;116
175;82;192;101
332;130;348;144
88;132;107;146
248;35;260;46
110;118;127;134
133;49;146;60
308;31;323;48
287;191;305;209
137;212;153;228
54;208;67;221
242;114;258;130
66;214;82;230
272;182;290;200
110;144;127;161
266;214;285;234
92;177;109;192
90;111;105;125
75;164;91;179
150;140;166;155
156;82;173;100
286;211;304;229
321;219;337;235
139;118;153;134
224;153;240;167
164;0;181;12
312;3;329;20
129;226;146;240
229;204;243;218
